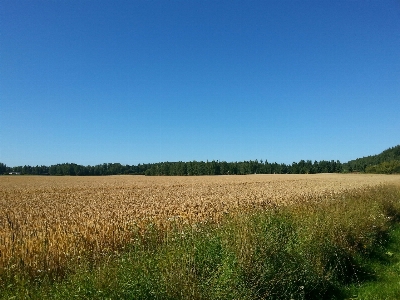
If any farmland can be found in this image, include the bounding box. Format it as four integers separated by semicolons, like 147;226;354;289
1;174;399;278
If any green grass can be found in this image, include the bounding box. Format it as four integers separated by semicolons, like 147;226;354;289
344;225;400;299
1;184;400;299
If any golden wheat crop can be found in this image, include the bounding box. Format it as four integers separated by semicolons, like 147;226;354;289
0;174;398;276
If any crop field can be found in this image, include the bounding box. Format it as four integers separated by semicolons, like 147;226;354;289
1;174;399;277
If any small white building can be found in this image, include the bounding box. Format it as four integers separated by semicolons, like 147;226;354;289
9;172;21;175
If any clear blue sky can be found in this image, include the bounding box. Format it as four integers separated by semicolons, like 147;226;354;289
1;0;399;167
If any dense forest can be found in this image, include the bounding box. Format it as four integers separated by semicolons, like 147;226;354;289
0;160;341;176
1;145;399;176
346;145;400;174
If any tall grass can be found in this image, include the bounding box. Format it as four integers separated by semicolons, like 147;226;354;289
1;184;400;299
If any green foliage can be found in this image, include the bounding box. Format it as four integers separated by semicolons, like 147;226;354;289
1;159;345;176
346;145;400;173
2;144;399;176
365;160;400;174
345;225;400;299
143;159;343;176
0;163;8;174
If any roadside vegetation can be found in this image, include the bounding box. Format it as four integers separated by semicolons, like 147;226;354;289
1;182;399;299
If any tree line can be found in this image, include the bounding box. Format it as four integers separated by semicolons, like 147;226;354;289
143;159;343;176
0;163;151;176
1;145;398;176
346;145;400;173
0;160;342;176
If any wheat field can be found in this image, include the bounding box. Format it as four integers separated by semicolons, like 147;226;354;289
1;174;399;276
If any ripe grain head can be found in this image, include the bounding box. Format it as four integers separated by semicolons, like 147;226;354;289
0;174;398;277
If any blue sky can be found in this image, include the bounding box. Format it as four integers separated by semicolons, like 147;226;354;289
1;0;399;167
